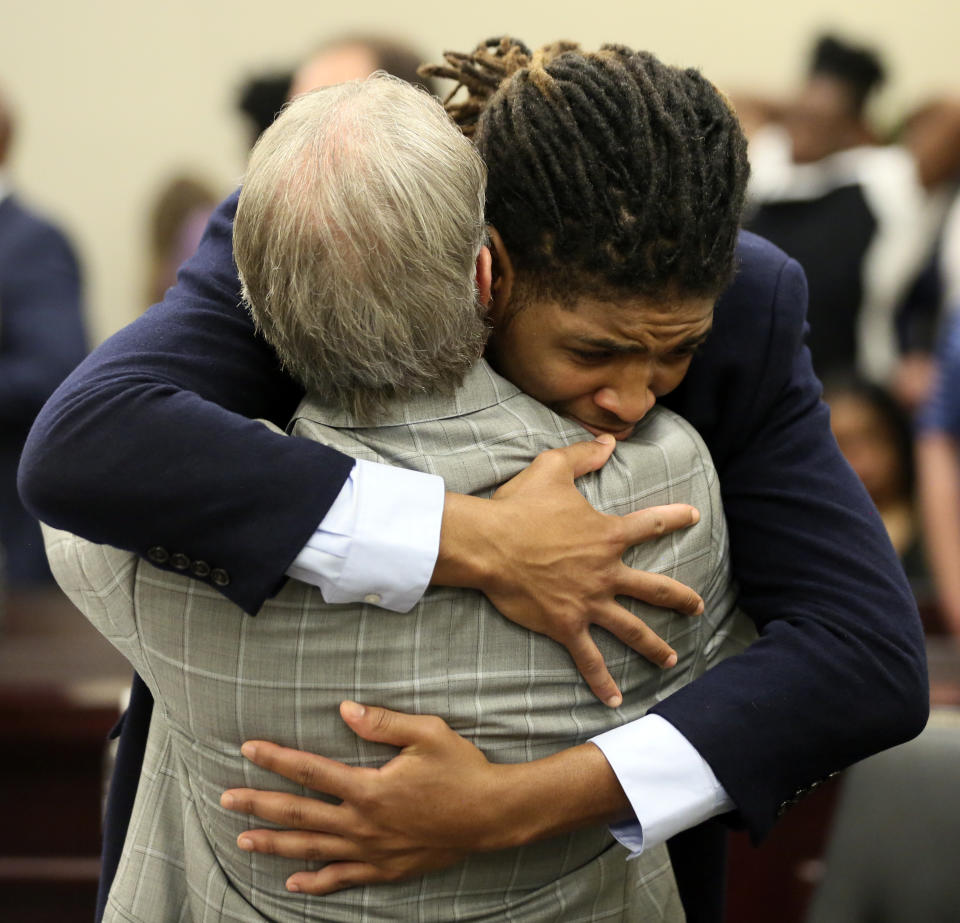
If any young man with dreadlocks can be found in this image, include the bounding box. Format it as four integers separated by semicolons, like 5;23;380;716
21;39;926;923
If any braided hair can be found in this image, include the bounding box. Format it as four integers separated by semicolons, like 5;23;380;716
422;38;749;304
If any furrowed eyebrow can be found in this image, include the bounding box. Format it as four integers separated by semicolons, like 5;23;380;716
573;327;713;355
573;337;646;355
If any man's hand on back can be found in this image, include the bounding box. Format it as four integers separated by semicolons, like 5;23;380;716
433;434;704;706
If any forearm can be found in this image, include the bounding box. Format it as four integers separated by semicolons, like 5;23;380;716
491;743;631;850
918;432;960;634
431;491;495;591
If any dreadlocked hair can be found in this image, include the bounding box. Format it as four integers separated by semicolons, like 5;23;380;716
421;37;750;303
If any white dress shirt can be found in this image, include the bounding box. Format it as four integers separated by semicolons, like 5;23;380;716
287;458;733;852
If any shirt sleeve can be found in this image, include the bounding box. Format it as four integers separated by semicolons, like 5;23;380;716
286;457;445;613
592;709;732;857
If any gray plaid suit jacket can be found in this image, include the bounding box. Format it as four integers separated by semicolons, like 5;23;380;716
45;360;754;922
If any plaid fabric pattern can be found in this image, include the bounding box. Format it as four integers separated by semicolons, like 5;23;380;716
45;360;755;922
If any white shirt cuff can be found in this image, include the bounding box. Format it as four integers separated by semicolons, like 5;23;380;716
591;714;733;856
286;458;445;613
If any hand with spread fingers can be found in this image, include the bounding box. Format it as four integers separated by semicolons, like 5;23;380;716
221;701;628;895
436;435;704;708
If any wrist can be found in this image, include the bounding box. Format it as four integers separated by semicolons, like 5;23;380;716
431;492;500;592
489;744;632;851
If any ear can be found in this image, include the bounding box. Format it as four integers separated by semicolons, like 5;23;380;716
486;226;515;317
475;245;493;306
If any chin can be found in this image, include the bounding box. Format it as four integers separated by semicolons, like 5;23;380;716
568;415;636;441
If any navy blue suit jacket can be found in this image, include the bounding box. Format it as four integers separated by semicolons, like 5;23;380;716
19;190;928;922
0;194;86;585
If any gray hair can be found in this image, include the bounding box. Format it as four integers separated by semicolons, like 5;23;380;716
235;74;488;420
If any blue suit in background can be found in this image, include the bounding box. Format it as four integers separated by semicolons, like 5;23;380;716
0;193;86;585
19;190;928;923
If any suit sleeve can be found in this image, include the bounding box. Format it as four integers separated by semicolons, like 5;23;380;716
18;191;355;615
651;255;929;841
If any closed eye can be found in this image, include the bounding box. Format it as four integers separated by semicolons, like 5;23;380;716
569;348;616;363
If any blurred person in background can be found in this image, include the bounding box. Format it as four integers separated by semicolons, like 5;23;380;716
735;33;960;388
236;33;436;145
0;84;86;587
825;375;929;599
144;174;219;309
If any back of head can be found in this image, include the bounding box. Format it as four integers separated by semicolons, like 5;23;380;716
291;34;437;99
423;38;749;306
809;34;886;117
235;75;488;420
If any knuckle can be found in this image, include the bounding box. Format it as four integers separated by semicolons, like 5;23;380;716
370;708;394;734
255;835;278;856
534;447;564;471
652;642;670;661
294;756;321;788
280;802;306;828
578;650;606;675
621;620;649;645
303;843;327;862
422;714;448;737
380;864;407;883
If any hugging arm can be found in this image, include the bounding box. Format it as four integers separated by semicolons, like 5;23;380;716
19;191;352;612
652;244;928;839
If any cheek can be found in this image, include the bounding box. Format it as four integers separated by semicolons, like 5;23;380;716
653;359;693;395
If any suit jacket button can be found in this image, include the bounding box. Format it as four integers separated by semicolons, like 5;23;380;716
191;560;211;578
363;593;382;605
147;546;169;565
170;552;190;570
210;568;230;587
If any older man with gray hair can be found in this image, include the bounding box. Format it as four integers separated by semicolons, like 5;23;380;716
45;75;752;921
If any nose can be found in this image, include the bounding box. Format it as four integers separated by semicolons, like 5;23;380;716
592;375;656;424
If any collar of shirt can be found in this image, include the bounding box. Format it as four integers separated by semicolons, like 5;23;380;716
295;360;523;430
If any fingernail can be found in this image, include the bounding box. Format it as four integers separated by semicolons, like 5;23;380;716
221;793;235;809
238;836;254;851
241;742;258;760
595;433;615;445
662;652;678;669
605;693;623;708
287;879;301;893
341;700;365;720
695;599;704;615
690;507;700;524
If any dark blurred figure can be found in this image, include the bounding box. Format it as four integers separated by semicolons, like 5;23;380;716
736;34;960;386
145;174;218;308
237;34;436;145
825;375;929;598
917;311;960;639
0;85;87;586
